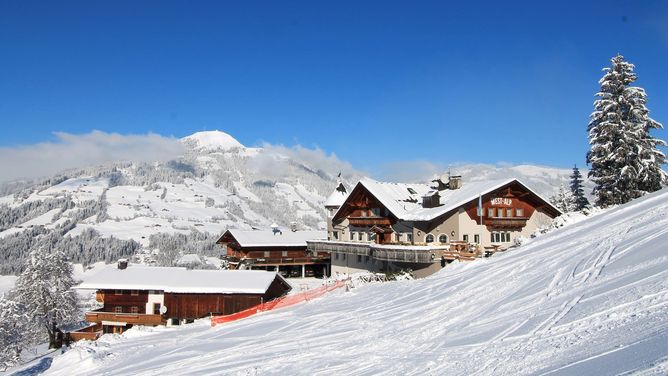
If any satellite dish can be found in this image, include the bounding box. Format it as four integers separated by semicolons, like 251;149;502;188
160;305;167;314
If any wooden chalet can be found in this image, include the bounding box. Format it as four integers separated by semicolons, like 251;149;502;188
217;229;330;278
69;265;291;340
308;175;561;278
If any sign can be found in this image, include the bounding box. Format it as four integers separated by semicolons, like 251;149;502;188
491;197;513;206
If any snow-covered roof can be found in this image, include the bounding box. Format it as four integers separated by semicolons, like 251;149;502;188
335;177;559;221
182;130;245;151
222;229;327;248
325;183;349;208
76;266;286;294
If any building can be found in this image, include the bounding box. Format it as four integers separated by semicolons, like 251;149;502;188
307;175;561;278
69;265;291;340
217;229;329;278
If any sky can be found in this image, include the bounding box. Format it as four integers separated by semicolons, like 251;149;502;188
1;0;667;181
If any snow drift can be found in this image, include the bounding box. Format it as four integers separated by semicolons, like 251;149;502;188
44;188;668;375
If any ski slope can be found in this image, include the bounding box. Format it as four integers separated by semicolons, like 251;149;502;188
45;189;668;375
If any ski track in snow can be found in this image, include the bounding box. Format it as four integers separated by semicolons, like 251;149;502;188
41;189;668;376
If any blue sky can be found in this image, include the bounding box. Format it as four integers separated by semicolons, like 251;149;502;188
1;0;667;174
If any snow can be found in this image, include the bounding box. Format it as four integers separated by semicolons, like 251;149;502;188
182;130;245;151
75;266;287;294
340;177;560;222
0;275;17;295
223;229;327;247
44;188;668;375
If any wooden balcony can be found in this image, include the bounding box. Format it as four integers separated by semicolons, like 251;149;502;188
348;217;392;226
307;240;452;264
85;309;164;326
485;217;528;229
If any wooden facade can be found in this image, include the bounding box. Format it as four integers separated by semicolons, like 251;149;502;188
217;230;330;278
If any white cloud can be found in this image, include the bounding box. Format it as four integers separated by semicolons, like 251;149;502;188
0;130;184;183
252;143;366;181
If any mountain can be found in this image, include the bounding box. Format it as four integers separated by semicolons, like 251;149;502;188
0;130;585;273
41;187;668;375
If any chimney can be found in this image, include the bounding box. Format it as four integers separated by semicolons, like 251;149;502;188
290;222;298;232
117;259;128;270
448;175;462;190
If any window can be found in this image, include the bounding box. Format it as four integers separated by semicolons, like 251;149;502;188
516;208;524;217
342;253;346;260
507;208;513;217
131;290;139;296
463;234;469;242
425;234;435;243
115;306;123;313
395;233;402;242
153;303;161;315
115;290;123;295
488;208;495;217
357;255;362;263
333;231;339;240
264;251;270;258
334;252;339;260
491;232;500;243
350;232;354;241
438;234;448;243
369;233;376;241
130;306;139;314
474;234;480;244
371;208;381;216
358;232;364;241
407;233;413;242
365;256;370;263
407;187;417;194
497;208;505;218
282;251;288;257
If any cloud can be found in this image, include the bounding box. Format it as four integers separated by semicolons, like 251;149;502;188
0;130;184;183
251;142;366;181
375;160;449;182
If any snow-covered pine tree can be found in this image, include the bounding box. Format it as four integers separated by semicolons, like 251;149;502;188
550;185;575;214
569;165;590;211
0;297;29;371
12;245;79;349
587;54;667;206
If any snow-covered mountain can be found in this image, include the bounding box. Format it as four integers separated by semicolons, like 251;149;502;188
0;130;585;274
38;187;668;375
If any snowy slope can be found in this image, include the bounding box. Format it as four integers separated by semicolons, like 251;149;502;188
44;188;668;375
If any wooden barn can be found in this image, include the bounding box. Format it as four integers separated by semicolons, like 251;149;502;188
69;265;291;340
217;229;329;278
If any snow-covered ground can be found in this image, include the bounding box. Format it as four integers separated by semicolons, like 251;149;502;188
35;188;668;375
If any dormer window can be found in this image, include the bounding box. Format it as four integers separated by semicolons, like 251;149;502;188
425;234;435;243
407;187;417;195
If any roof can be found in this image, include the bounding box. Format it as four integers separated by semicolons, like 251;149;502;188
335;177;560;222
221;229;327;248
325;182;349;207
75;266;287;294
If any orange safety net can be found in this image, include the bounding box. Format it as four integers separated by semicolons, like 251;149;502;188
211;279;348;326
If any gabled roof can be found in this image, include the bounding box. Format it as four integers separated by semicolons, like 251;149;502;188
334;177;560;222
325;182;349;208
219;229;327;248
75;266;289;294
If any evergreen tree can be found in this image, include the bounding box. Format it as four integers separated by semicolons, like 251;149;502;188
569;165;590;211
550;185;576;213
587;54;667;206
0;297;29;371
12;245;79;349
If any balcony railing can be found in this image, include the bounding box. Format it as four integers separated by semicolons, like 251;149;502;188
348;217;392;226
85;309;164;326
485;217;528;229
307;240;454;264
226;256;330;265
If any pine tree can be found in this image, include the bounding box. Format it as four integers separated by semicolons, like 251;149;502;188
587;54;667;207
12;245;79;349
569;165;590;211
550;185;575;213
0;297;29;371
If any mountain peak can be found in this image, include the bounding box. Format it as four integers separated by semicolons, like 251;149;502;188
182;130;245;151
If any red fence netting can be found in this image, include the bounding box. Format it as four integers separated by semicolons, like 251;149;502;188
211;279;348;327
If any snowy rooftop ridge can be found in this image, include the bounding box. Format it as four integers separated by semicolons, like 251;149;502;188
338;176;560;221
222;229;327;247
75;266;285;294
182;130;245;151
